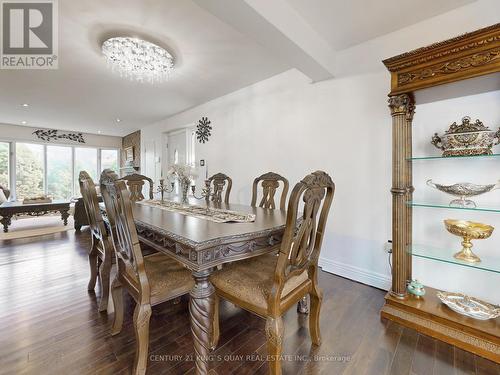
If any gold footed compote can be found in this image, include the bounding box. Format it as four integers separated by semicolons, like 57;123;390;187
444;219;494;263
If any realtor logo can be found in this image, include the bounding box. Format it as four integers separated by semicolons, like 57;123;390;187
1;0;58;69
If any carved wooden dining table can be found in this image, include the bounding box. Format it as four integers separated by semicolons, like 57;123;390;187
132;200;287;375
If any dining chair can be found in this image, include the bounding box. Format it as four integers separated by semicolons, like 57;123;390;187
251;172;289;210
250;172;309;313
100;169;194;375
79;171;113;312
207;172;232;204
210;171;335;375
119;173;154;202
0;184;10;200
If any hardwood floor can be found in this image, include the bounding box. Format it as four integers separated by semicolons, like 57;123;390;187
0;229;498;375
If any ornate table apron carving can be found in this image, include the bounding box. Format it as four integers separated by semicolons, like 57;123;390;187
0;201;70;233
132;203;286;375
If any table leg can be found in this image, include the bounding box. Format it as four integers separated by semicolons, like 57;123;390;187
60;209;70;226
189;269;216;375
1;215;12;233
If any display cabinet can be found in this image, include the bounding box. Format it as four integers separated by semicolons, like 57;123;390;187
380;23;500;362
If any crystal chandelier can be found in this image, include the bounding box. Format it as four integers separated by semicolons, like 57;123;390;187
102;37;174;83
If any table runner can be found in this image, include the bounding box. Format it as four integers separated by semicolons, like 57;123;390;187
136;200;256;223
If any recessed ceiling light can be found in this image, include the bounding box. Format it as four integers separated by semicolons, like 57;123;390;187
21;121;27;125
97;130;102;134
116;118;121;123
21;103;29;107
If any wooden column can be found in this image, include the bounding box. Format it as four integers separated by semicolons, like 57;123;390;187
388;93;415;299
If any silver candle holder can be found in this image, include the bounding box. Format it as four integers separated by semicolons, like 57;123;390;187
157;179;175;203
191;179;214;205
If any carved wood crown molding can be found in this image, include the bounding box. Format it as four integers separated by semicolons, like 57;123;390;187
383;23;500;71
383;23;500;94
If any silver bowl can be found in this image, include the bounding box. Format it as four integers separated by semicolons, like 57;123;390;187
427;179;499;207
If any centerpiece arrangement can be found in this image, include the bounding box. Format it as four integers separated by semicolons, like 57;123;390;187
167;164;197;204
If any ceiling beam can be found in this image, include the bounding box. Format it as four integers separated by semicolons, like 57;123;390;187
193;0;335;82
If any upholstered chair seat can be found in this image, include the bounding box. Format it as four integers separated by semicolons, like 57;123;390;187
143;254;194;303
210;254;309;314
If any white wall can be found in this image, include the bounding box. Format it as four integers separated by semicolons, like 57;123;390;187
0;123;122;148
141;0;500;303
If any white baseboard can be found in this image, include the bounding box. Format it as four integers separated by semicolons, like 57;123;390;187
319;257;391;291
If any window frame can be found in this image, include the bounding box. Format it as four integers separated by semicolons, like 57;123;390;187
0;140;11;189
0;139;120;200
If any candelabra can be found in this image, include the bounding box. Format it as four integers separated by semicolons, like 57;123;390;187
191;179;214;205
157;179;175;203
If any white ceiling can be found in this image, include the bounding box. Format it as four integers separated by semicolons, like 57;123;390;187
0;0;289;136
286;0;476;50
0;0;475;137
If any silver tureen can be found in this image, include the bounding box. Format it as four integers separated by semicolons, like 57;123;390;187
427;179;499;207
431;116;500;157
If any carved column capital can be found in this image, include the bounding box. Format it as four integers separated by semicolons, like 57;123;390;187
388;94;415;120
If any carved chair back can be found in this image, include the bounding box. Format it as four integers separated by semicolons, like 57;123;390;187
273;171;334;305
79;171;108;242
251;172;289;210
100;169;150;298
207;173;232;204
0;184;10;200
119;173;154;202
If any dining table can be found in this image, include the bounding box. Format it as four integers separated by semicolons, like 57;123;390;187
131;198;288;375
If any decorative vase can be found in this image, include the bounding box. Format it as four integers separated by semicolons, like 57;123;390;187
180;180;190;205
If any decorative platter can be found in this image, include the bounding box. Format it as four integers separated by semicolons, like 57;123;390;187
437;291;500;320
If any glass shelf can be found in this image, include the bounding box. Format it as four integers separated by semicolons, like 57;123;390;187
409;153;500;161
410;244;500;274
407;201;500;213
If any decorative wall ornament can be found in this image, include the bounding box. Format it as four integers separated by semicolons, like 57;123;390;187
195;117;212;143
32;129;85;143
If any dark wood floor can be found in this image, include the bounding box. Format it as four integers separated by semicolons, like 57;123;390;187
0;229;498;375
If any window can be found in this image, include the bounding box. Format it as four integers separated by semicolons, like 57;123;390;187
74;147;98;195
0;141;119;200
101;149;119;172
47;145;72;200
0;142;9;188
16;143;45;200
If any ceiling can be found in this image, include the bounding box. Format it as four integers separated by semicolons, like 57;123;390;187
286;0;476;50
0;0;289;136
0;0;475;137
